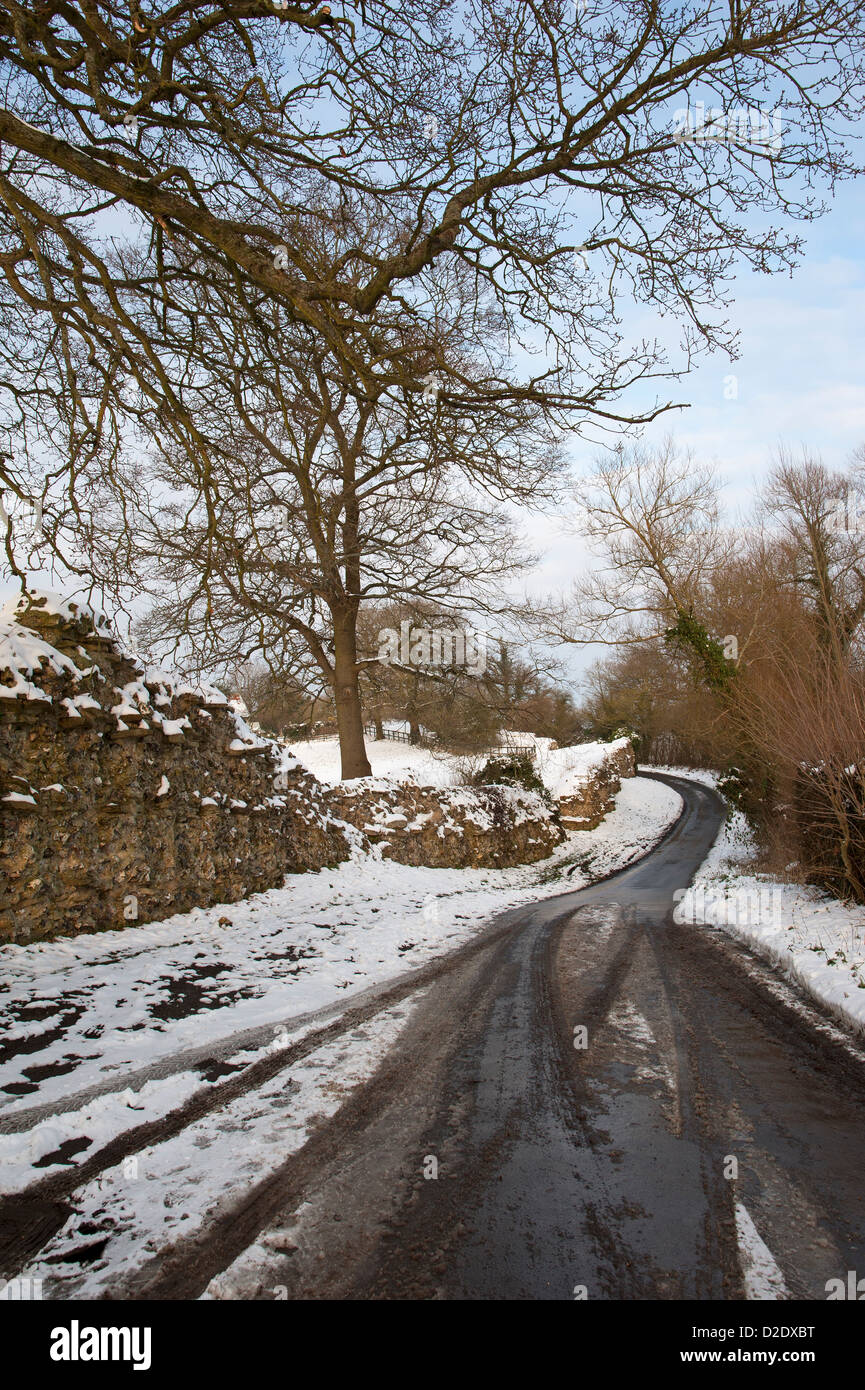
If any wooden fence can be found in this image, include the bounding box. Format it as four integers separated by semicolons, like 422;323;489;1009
362;727;536;759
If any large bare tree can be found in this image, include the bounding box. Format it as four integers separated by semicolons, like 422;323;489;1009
123;247;552;775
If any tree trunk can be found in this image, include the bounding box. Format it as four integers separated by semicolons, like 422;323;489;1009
332;608;372;779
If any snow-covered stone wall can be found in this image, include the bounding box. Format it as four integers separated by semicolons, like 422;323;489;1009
328;779;565;869
539;737;636;829
0;592;349;943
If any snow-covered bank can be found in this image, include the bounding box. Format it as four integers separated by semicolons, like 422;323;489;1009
0;776;682;1189
672;773;865;1037
537;735;634;799
292;732;638;798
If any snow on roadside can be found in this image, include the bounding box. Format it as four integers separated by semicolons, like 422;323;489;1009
566;775;682;884
0;776;682;1184
0;1071;203;1195
672;773;865;1037
642;764;721;790
735;1202;790;1300
22;997;421;1299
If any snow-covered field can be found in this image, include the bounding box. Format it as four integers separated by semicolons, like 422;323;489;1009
290;735;461;787
289;731;634;796
672;772;865;1037
0;775;681;1197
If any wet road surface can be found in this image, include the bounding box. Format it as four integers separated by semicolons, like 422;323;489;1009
108;773;865;1301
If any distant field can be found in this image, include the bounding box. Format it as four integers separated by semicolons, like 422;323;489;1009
289;735;463;787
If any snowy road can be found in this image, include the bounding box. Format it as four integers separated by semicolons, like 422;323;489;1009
4;772;865;1299
192;774;865;1301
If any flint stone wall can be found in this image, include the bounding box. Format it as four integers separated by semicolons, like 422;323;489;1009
0;594;569;944
328;780;564;869
0;594;348;943
555;738;636;829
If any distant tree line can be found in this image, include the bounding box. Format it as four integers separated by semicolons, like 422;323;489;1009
227;604;582;752
563;439;865;901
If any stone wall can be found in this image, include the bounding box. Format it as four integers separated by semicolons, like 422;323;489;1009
555;738;636;830
328;780;564;869
0;593;348;944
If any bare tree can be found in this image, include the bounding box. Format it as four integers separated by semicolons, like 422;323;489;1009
763;450;865;664
6;5;865;783
565;438;865;898
556;438;737;680
127;261;549;776
222;659;314;736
